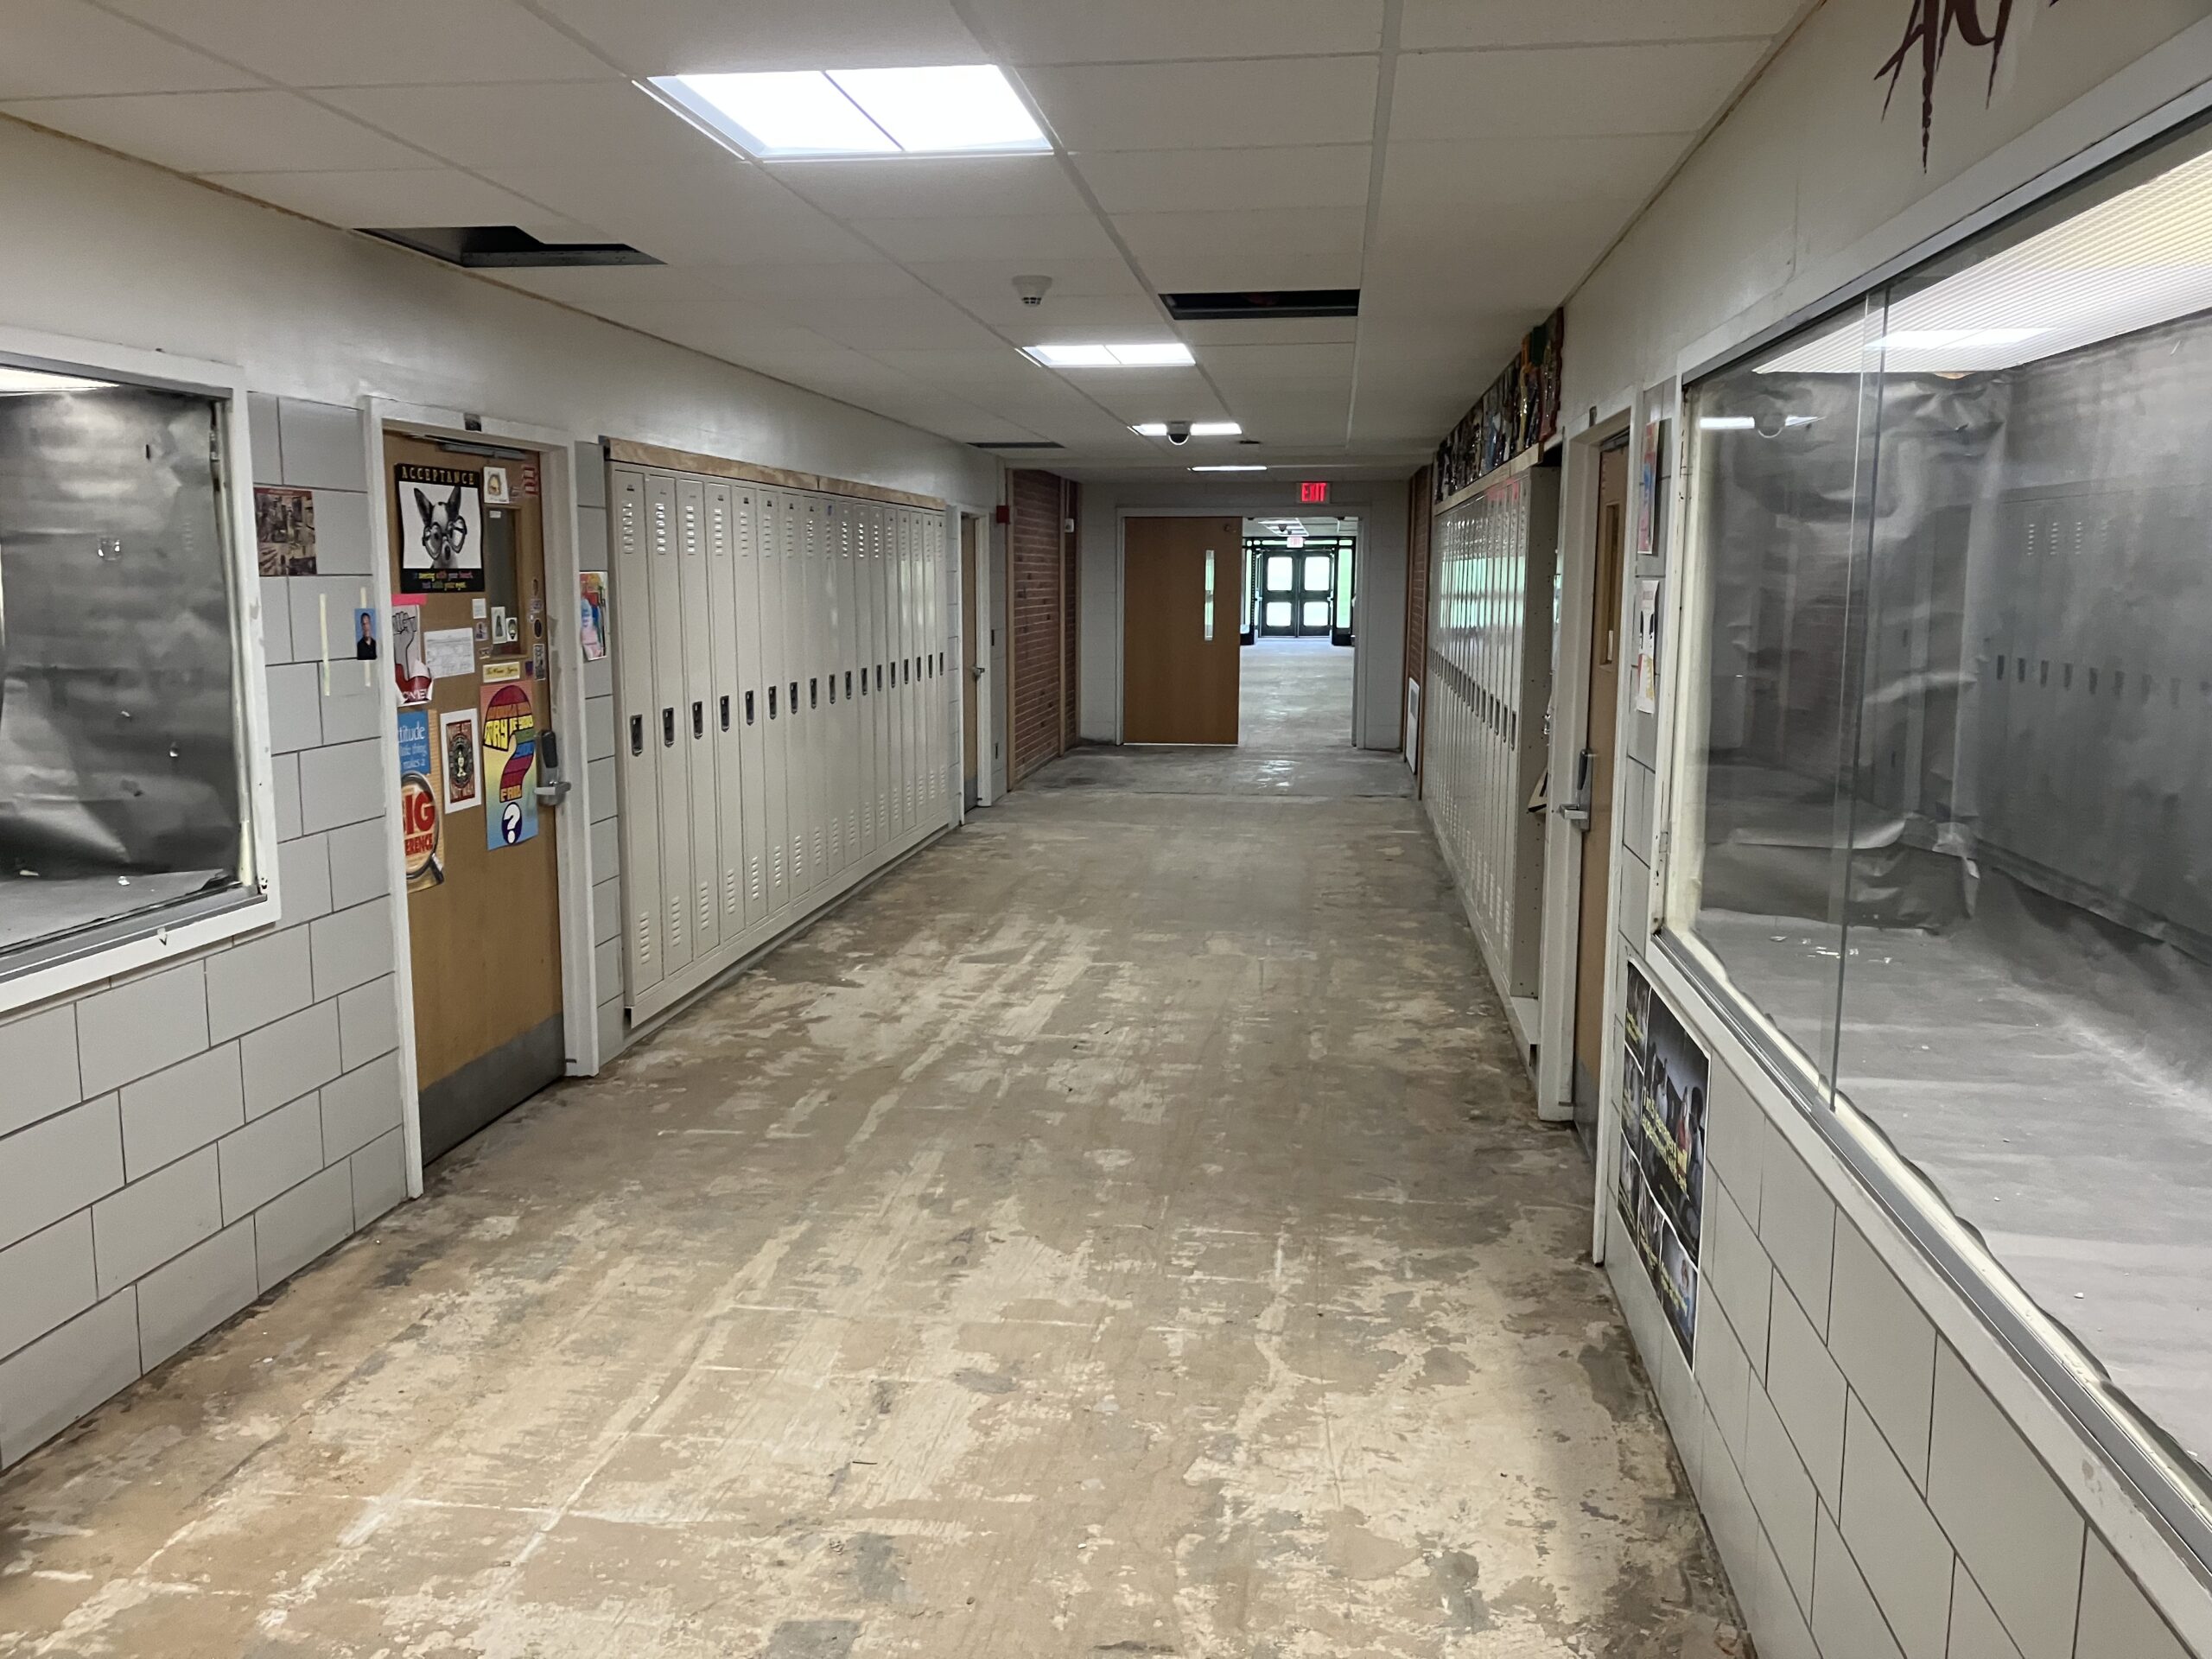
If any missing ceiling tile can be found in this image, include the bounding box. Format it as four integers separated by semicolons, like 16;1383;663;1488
363;226;661;270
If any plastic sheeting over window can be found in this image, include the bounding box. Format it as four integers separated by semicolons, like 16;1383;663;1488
0;373;245;970
1670;119;2212;1507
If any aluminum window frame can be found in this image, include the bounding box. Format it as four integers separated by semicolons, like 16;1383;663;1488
0;325;279;1015
1653;88;2212;1585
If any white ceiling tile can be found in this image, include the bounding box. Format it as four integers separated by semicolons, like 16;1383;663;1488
1200;342;1359;382
993;296;1178;340
99;0;616;86
484;162;878;264
1023;57;1377;152
968;0;1384;63
853;213;1121;264
200;166;554;229
899;258;1146;323
0;0;259;97
772;156;1088;220
0;90;426;173
529;0;982;76
1401;0;1805;49
866;348;1046;390
1391;42;1766;141
1178;317;1359;346
1074;145;1371;214
1112;206;1365;278
487;268;770;307
1376;137;1678;217
319;80;722;168
1129;245;1362;295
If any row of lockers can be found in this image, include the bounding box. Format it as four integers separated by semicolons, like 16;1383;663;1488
610;463;953;1023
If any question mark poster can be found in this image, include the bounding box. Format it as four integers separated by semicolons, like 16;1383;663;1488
479;667;539;850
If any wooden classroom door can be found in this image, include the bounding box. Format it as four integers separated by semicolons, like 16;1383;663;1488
1122;517;1242;744
1572;440;1630;1123
961;514;979;803
385;431;566;1164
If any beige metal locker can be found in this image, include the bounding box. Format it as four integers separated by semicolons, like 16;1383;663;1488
677;478;720;959
612;467;664;998
734;491;770;927
703;482;747;940
645;473;694;976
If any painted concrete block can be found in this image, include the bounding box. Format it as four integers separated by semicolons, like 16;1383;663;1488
325;817;390;911
0;1096;124;1252
1703;1172;1771;1379
1764;1272;1846;1514
1812;1507;1906;1659
277;397;365;491
297;739;385;835
0;1213;97;1361
218;1094;324;1223
1949;1561;2024;1659
272;753;303;842
92;1145;221;1291
0;1004;83;1138
206;925;314;1045
2075;1534;2189;1659
1744;1374;1818;1611
1840;1394;1954;1659
309;897;392;1001
1829;1217;1936;1489
321;1051;401;1164
251;1164;353;1291
137;1218;257;1370
348;1127;408;1229
336;976;401;1072
308;488;374;575
247;391;283;485
77;960;209;1097
276;832;333;927
0;1291;140;1468
265;660;324;754
1758;1135;1835;1336
119;1044;245;1180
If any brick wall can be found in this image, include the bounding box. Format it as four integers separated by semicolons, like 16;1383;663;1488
0;393;409;1469
1062;480;1079;752
1009;468;1068;785
1404;467;1433;777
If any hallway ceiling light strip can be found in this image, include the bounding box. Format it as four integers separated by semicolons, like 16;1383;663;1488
1132;422;1241;437
1191;464;1266;471
1024;343;1194;368
645;67;1047;160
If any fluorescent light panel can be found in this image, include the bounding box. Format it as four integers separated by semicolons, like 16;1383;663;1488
648;66;1046;160
1191;464;1267;472
1131;421;1241;437
0;365;117;395
1025;343;1193;368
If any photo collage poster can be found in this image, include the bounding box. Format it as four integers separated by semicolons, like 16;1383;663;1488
1617;961;1709;1360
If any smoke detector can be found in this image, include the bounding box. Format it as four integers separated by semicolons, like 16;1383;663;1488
1013;274;1052;307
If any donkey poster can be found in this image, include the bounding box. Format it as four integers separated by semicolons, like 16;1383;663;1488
395;462;485;594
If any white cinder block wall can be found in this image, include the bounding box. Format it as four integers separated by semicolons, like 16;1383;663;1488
0;393;407;1468
1560;5;2212;1656
0;105;992;1468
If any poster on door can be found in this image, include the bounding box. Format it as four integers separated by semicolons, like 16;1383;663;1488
397;708;443;892
1631;578;1661;715
441;709;480;813
391;598;431;705
480;668;539;849
395;462;485;594
1616;961;1708;1360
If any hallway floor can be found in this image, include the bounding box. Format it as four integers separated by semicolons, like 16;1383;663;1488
0;747;1738;1657
1240;636;1357;753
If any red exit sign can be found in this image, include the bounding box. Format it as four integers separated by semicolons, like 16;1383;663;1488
1297;480;1330;505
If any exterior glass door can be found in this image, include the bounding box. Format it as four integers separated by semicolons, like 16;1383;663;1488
1256;548;1336;636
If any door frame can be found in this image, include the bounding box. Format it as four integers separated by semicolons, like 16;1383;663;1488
360;399;595;1199
953;504;995;811
1532;396;1636;1143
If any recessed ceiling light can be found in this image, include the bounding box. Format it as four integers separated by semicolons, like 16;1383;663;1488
1023;343;1194;368
1132;421;1241;437
645;67;1047;160
1191;464;1267;472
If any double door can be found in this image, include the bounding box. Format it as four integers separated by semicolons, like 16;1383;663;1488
1257;548;1338;637
613;465;950;1023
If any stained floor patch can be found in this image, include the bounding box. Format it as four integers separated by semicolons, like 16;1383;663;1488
0;737;1738;1657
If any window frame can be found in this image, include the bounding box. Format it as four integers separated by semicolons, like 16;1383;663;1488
1647;93;2212;1584
0;324;281;1015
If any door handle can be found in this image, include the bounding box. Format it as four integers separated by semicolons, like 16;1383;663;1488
970;664;984;682
692;700;703;738
630;714;644;756
662;708;675;747
720;695;730;731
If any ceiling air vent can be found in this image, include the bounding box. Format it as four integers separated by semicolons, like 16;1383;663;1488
1160;289;1360;321
363;226;661;269
969;440;1064;451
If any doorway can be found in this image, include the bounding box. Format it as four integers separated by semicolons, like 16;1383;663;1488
1122;516;1242;744
384;429;567;1165
1571;439;1630;1148
961;513;980;807
1238;516;1357;751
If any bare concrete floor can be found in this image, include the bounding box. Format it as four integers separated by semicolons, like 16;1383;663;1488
0;745;1738;1657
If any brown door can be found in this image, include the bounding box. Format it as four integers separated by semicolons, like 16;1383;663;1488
385;431;565;1165
961;515;979;803
1122;516;1241;744
1573;441;1630;1128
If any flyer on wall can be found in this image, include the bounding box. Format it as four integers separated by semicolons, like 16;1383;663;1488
396;708;443;893
391;599;431;705
395;463;485;594
440;709;480;814
480;671;538;849
1616;961;1709;1360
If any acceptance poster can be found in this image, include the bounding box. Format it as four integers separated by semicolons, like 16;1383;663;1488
1617;962;1709;1360
480;668;538;849
396;462;484;594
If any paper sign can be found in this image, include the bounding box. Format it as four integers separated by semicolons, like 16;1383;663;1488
255;486;316;575
423;627;476;682
397;463;485;594
580;572;608;662
482;465;511;505
482;659;522;683
1616;962;1708;1361
397;709;443;892
1632;578;1661;715
392;606;431;704
441;709;480;812
352;607;378;662
480;676;539;849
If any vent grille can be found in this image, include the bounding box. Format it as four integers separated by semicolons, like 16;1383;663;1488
970;439;1065;450
1161;289;1360;321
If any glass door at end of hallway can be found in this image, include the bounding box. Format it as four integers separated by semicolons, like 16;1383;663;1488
385;429;568;1167
1252;545;1341;638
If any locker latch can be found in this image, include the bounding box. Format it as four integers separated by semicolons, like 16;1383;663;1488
845;671;854;699
810;677;818;709
692;701;704;738
630;714;644;756
876;664;883;691
746;690;755;725
768;685;778;718
721;696;731;730
663;708;675;747
789;681;798;714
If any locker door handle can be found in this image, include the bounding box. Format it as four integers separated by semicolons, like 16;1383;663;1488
845;671;853;699
630;714;644;756
876;664;883;691
810;677;818;709
720;696;730;731
768;686;777;718
789;680;798;714
746;690;755;725
692;701;704;738
662;708;675;747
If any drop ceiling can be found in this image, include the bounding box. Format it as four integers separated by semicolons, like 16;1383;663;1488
0;0;1814;478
